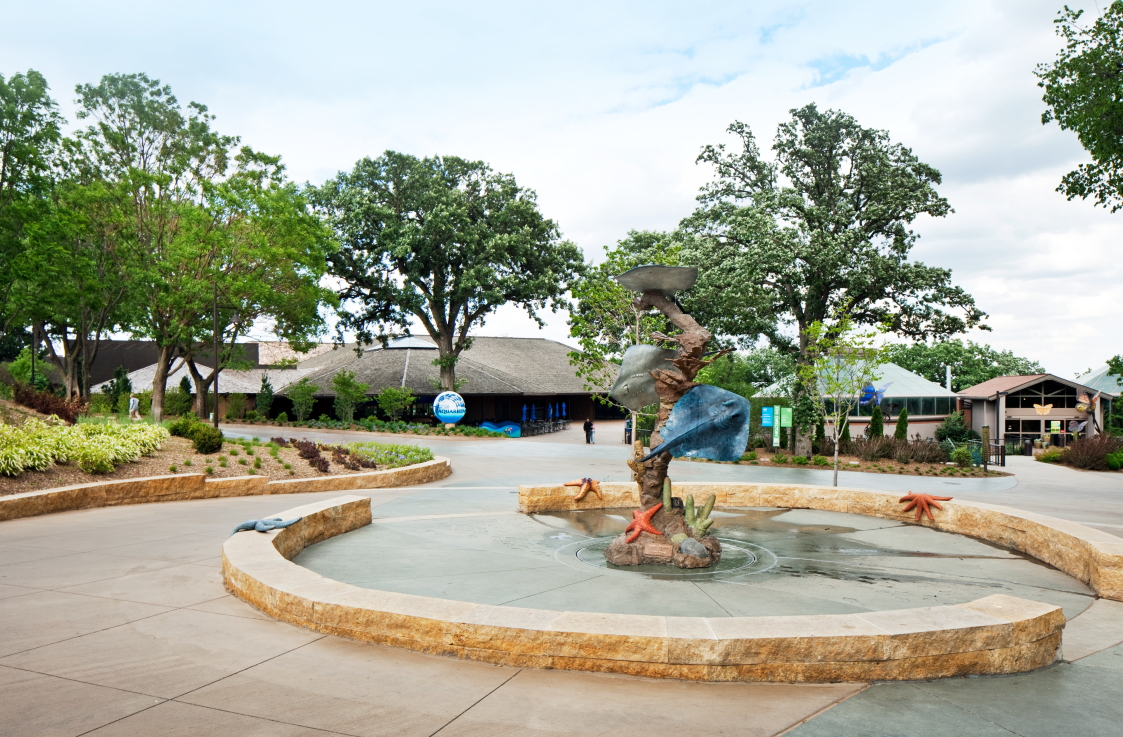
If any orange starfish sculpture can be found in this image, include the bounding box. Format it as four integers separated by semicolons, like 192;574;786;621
624;503;663;543
899;492;953;522
564;478;603;502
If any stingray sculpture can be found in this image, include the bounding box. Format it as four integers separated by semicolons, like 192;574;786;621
898;493;953;522
565;477;603;502
640;384;752;463
230;517;303;535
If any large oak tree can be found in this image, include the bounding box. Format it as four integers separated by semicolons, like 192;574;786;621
314;151;584;390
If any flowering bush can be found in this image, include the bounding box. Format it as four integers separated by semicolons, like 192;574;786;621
0;418;169;476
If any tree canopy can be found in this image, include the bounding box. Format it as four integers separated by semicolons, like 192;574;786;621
680;104;986;358
314;151;583;390
885;340;1046;392
1037;2;1123;210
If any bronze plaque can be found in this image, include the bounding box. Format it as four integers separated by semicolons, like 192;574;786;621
644;542;674;560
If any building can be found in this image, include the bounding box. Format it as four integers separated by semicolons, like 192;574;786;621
958;374;1117;446
280;336;612;424
761;362;959;440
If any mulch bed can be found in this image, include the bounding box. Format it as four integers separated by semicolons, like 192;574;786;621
0;436;397;497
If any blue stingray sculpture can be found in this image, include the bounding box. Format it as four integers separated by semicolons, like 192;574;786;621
230;517;303;535
640;384;752;463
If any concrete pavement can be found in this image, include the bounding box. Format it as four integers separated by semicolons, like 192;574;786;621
0;428;1121;736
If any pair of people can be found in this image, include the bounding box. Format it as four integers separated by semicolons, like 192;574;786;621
583;418;596;444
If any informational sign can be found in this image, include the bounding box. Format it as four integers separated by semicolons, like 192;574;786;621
433;392;466;424
1049;420;1061;434
761;406;775;427
779;407;793;428
772;405;781;447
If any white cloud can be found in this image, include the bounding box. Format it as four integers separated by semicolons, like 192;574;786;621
3;0;1117;378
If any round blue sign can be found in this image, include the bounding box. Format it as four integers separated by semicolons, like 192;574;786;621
433;392;466;424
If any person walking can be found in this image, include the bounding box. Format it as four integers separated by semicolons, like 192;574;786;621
624;416;632;444
583;418;595;444
128;393;140;421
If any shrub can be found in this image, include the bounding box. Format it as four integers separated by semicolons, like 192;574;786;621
1038;448;1064;463
951;447;973;468
169;413;201;438
332;370;370;424
164;378;193;416
275;411;288;424
792;455;808;465
312;456;330;473
1106;451;1123;471
244;409;263;423
773;453;788;464
256;374;274;419
191;425;224;454
868;406;884;438
740;451;757;462
225;393;247;421
88;393;113;414
349;441;435;468
1;418;168;476
813;454;828;466
935;411;972;443
13;383;87;424
287;378;319;422
1061;435;1123;471
894;407;909;440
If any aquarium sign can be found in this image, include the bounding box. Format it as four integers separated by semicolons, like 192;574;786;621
433;392;467;424
779;407;793;428
761;406;774;427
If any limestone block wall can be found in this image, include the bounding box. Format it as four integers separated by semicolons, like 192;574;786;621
222;495;1066;684
0;456;451;522
519;482;1123;602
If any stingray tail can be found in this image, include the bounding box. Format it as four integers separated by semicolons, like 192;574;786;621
639;441;672;463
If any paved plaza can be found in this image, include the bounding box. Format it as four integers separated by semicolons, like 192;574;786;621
1;425;1122;736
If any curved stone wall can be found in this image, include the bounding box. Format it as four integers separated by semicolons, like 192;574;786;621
519;481;1123;602
222;494;1066;684
0;456;451;522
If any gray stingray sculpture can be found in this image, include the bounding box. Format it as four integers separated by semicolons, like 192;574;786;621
610;344;678;412
230;517;303;535
640;384;751;463
615;265;698;295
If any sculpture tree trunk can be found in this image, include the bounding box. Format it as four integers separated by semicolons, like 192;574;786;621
626;290;718;530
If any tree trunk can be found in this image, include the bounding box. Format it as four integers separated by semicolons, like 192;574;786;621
186;358;214;417
436;333;457;391
150;344;175;422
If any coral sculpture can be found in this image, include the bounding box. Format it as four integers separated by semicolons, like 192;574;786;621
565;477;603;502
898;492;953;522
684;494;716;537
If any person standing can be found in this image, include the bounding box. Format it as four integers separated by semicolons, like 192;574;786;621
128;393;140;421
624;416;632;444
583;418;595;444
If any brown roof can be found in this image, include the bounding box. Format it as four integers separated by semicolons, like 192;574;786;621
958;374;1071;398
282;336;606;397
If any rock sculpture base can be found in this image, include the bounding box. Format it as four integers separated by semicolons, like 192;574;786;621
604;504;721;569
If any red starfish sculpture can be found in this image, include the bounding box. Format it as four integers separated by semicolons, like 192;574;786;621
624;503;663;543
899;492;954;522
564;477;603;502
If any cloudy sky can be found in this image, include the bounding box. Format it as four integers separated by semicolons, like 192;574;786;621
6;1;1118;378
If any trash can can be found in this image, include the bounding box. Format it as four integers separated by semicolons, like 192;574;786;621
1023;439;1033;457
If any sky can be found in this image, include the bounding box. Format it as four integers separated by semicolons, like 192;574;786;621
5;0;1119;379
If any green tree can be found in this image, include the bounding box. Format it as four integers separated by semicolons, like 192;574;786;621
682;105;986;453
286;377;318;422
868;405;884;438
1037;3;1123;210
256;373;274;418
798;314;888;486
375;386;415;421
314;151;584;390
330;369;369;424
894;406;910;440
885;340;1045;392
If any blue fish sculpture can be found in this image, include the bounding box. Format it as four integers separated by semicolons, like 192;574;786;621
230;517;303;535
640;385;752;463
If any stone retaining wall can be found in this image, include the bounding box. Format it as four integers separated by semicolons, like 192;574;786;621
519;481;1123;602
0;457;451;522
222;495;1065;684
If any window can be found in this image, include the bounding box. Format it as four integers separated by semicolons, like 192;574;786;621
936;397;952;415
922;397;935;415
907;397;921;415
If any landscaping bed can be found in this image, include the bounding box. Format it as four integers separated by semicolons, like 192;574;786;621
1;424;435;496
680;448;1009;478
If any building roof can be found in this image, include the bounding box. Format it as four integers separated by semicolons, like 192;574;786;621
957;373;1117;399
1082;364;1123;396
760;362;957;398
281;336;604;397
91;363;317;396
